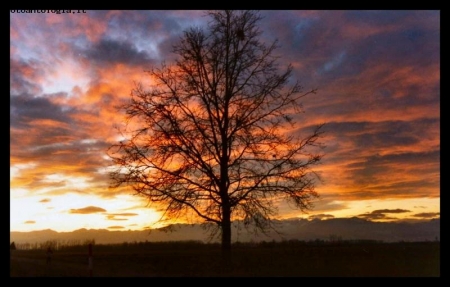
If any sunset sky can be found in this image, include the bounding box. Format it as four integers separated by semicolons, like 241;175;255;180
10;10;440;233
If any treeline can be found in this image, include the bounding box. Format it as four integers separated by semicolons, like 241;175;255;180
12;237;439;252
13;239;95;251
11;238;382;251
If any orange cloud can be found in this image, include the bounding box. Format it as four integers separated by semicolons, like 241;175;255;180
107;226;124;229
105;212;138;221
69;206;106;214
107;213;138;216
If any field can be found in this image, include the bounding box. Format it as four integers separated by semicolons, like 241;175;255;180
10;241;440;277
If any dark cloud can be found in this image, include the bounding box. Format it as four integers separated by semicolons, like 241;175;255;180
69;206;106;214
344;10;412;25
355;126;420;149
24;220;36;224
344;151;440;188
264;10;440;118
357;213;395;221
82;38;155;67
106;10;185;38
346;10;439;56
260;11;330;61
10;58;44;95
413;212;440;218
313;118;438;144
103;10;206;62
327;11;437;79
371;209;410;214
39;198;51;203
357;208;411;221
15;138;111;167
156;33;185;63
10;93;73;129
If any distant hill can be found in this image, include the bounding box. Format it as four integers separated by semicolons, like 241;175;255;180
10;218;440;246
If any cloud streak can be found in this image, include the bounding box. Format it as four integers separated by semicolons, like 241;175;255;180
371;209;410;214
108;226;125;229
413;212;440;219
69;206;107;214
105;213;138;221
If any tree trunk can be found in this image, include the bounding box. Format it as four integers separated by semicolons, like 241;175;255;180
221;203;232;251
221;203;232;273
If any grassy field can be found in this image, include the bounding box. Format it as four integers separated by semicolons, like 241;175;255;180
10;241;440;277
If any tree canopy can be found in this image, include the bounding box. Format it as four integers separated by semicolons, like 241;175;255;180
108;10;324;250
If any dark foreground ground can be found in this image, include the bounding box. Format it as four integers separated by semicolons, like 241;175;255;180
10;241;440;277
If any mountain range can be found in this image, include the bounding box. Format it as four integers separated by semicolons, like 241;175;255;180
10;217;440;246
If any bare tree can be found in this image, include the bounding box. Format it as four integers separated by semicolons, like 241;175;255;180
108;10;324;251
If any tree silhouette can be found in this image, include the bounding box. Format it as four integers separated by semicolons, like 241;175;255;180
108;10;324;251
